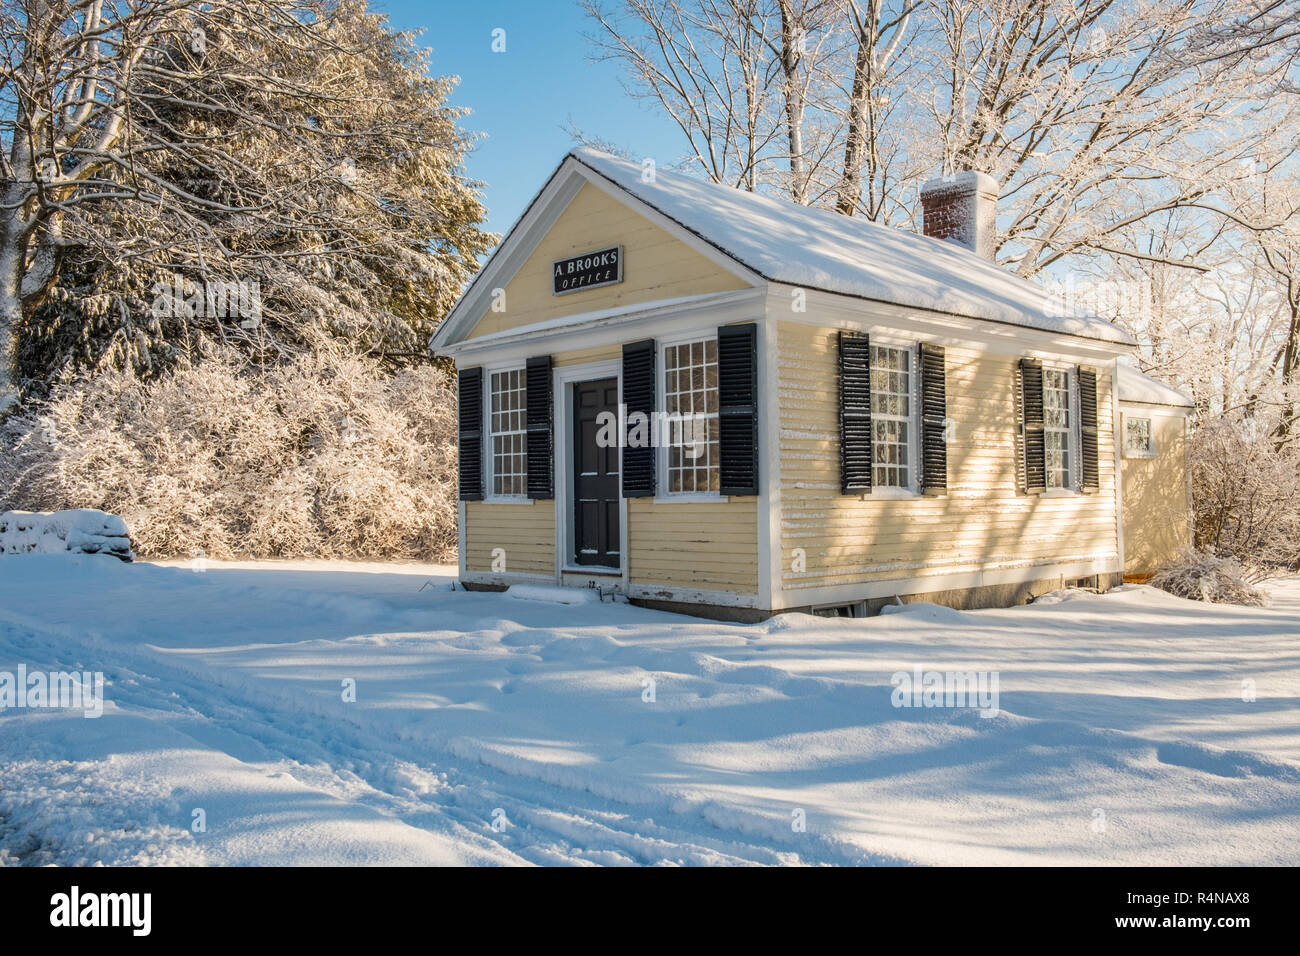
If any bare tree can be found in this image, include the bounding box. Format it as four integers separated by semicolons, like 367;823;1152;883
583;0;901;207
767;0;842;202
924;0;1299;276
582;0;789;190
1183;0;1300;80
1203;159;1300;441
831;0;917;217
1253;228;1300;441
581;0;1300;271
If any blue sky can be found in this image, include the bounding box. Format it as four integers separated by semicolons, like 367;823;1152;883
376;0;684;241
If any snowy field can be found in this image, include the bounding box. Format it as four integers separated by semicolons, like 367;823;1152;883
1;555;1298;866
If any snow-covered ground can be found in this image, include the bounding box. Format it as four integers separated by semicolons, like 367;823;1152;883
1;555;1298;866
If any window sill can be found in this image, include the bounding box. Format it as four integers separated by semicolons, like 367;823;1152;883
862;487;920;500
1123;450;1158;460
652;494;729;504
1039;488;1079;498
482;496;533;505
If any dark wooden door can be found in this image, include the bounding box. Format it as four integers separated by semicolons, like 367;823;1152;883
573;378;620;567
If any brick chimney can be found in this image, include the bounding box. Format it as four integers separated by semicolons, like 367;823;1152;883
919;171;998;259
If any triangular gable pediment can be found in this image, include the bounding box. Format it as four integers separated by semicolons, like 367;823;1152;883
430;157;759;352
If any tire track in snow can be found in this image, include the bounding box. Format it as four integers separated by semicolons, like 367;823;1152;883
0;609;872;865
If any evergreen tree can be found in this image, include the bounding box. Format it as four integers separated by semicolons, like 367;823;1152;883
3;0;493;400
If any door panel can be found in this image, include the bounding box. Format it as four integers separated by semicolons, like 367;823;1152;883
573;378;621;567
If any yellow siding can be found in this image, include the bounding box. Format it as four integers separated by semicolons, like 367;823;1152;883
1121;413;1191;575
553;344;620;367
463;502;554;576
465;182;749;340
778;322;1120;591
464;495;759;593
627;498;759;595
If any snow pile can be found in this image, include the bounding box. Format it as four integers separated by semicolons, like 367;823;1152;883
878;600;971;624
1031;587;1108;605
507;584;602;605
1150;550;1265;606
0;510;132;561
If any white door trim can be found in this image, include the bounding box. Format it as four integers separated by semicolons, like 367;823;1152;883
553;359;626;588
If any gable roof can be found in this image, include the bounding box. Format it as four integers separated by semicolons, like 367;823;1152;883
569;150;1134;345
432;148;1136;351
1117;365;1194;408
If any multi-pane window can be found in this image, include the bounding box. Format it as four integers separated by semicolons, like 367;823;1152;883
489;369;527;497
663;338;720;494
871;345;913;489
1043;368;1072;489
1125;416;1154;456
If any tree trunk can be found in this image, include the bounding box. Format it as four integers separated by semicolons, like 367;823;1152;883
1276;288;1299;448
837;31;875;216
777;0;806;204
0;215;29;405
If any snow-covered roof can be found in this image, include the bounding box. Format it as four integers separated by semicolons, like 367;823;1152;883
1116;365;1193;408
568;148;1135;346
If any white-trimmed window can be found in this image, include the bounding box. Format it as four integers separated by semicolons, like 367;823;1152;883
488;368;527;497
662;337;720;494
1043;367;1072;489
1125;415;1155;457
870;344;915;490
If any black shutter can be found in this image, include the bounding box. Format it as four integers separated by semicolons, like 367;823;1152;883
457;366;483;501
1019;358;1046;494
717;323;759;496
526;356;553;499
622;339;656;498
839;331;873;494
920;343;947;495
1077;366;1100;493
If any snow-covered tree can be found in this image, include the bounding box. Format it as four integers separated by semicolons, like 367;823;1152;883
0;336;460;559
1188;414;1300;575
1;0;492;401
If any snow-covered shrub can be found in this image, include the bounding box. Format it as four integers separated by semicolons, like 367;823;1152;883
0;345;458;561
1149;550;1265;606
1190;415;1300;577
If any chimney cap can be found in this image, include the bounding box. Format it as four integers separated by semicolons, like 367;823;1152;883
920;170;999;197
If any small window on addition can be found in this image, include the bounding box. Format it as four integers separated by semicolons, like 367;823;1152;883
1124;416;1155;458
